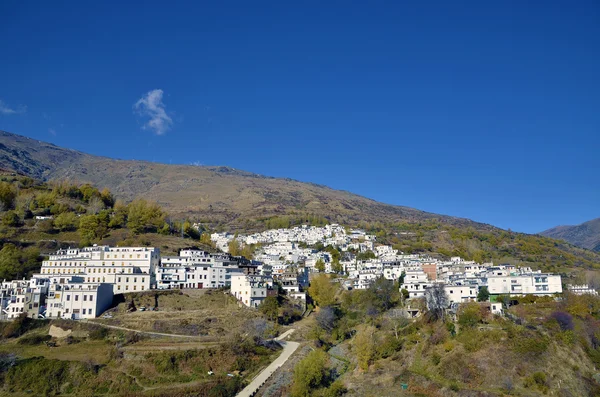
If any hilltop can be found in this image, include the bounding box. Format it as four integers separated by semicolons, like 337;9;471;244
0;130;481;230
541;218;600;252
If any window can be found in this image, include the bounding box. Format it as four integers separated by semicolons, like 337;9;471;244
83;295;87;301
75;295;79;301
67;295;71;301
65;308;69;313
89;295;93;302
82;309;86;315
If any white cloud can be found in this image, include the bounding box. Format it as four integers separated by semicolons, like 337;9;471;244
48;128;56;136
133;89;173;135
0;100;26;115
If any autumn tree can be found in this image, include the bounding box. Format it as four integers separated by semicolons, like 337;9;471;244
354;324;376;371
308;274;336;307
315;258;325;273
291;349;330;397
228;239;241;256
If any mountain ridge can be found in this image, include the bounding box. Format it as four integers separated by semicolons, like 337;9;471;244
541;217;600;252
0;130;484;230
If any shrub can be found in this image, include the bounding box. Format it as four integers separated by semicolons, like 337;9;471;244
550;311;574;331
457;302;483;329
88;327;109;340
17;334;51;345
533;371;546;386
512;332;549;357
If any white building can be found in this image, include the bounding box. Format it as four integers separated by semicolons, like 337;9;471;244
230;274;274;308
487;273;562;296
444;284;478;304
46;278;113;319
40;246;159;294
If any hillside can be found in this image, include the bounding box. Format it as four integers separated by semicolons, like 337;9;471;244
541;218;600;252
0;130;481;230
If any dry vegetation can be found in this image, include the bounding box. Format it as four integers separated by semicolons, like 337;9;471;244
0;290;287;396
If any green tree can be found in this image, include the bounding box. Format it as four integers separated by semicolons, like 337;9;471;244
100;188;115;207
79;184;100;202
308;274;336;307
315;258;325;273
0;182;16;210
79;215;99;242
458;302;483;329
0;244;22;280
108;200;128;228
291;349;329;397
331;259;343;274
53;212;78;231
2;211;21;227
260;296;280;322
127;199;165;234
477;286;490;302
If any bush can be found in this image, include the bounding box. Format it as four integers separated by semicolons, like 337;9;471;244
550;311;574;331
88;327;109;340
457;302;483;329
17;334;51;345
533;371;546;386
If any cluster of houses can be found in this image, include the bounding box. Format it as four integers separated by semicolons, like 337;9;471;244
1;224;597;321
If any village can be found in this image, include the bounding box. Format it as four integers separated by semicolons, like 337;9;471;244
1;223;597;321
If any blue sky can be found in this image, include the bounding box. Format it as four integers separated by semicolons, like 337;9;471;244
1;1;599;234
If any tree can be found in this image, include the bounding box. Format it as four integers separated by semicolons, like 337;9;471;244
108;200;128;228
354;324;376;371
260;296;280;322
387;309;410;340
315;306;336;331
425;284;449;322
331;259;343;274
291;349;329;397
308;274;336;307
2;211;21;227
245;318;274;346
100;188;114;207
0;244;21;280
79;215;99;242
315;258;325;273
87;196;105;215
228;239;241;256
127;199;165;234
457;302;483;328
0;182;16;210
477;286;490;302
79;184;100;202
367;277;398;311
399;271;406;285
53;212;78;231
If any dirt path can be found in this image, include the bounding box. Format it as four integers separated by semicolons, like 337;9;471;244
82;319;200;339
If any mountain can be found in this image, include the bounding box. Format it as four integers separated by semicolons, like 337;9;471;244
541;218;600;252
0;130;482;230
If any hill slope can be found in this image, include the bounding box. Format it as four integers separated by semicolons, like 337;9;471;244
0;130;481;229
541;218;600;252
